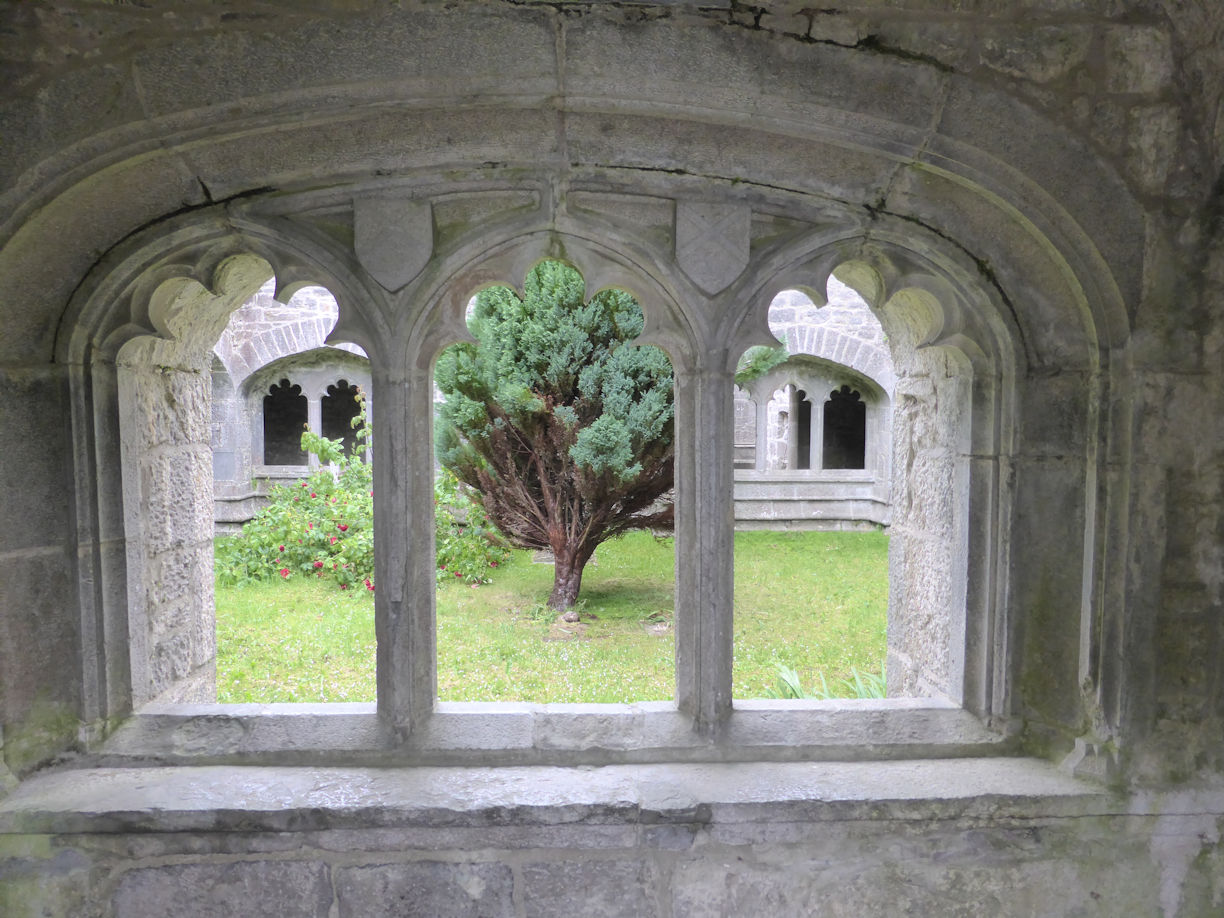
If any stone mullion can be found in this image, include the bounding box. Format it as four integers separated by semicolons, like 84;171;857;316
754;394;769;471
673;357;734;732
812;390;825;472
786;385;800;470
306;396;322;468
372;365;436;735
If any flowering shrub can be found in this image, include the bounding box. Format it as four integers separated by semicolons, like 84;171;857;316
435;467;510;585
215;390;508;590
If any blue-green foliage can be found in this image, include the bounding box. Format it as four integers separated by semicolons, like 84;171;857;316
434;260;674;605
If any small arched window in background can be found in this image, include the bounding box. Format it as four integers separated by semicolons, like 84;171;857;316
322;379;362;456
823;385;866;470
263;378;308;465
795;389;812;471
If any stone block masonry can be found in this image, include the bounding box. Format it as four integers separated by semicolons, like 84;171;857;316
2;760;1221;917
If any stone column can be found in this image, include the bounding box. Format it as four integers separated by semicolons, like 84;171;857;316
754;392;769;472
306;396;322;468
673;355;734;732
786;385;800;470
371;364;436;734
811;393;824;471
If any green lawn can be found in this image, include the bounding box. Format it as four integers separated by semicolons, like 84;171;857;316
215;530;888;703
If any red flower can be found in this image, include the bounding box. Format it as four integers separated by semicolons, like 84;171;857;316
301;482;308;488
279;568;290;578
279;545;285;552
340;583;349;590
337;524;348;532
490;561;498;567
330;536;338;544
364;578;374;592
310;492;317;498
455;570;463;577
307;523;313;530
313;560;324;569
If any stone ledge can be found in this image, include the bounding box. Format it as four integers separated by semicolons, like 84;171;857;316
92;700;1012;767
0;758;1108;837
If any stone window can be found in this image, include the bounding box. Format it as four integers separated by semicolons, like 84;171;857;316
321;379;362;457
262;379;308;465
794;390;813;470
822;385;866;470
76;217;1060;769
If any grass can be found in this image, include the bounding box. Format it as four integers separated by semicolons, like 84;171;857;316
733;530;888;698
215;529;888;703
214;579;377;703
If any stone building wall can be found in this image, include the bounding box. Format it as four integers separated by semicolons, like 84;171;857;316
733;278;896;528
3;2;1224;915
210;281;370;528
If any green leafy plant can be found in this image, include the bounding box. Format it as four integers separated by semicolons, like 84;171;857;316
765;662;886;699
734;343;790;385
216;389;508;591
216;391;374;591
435;466;511;585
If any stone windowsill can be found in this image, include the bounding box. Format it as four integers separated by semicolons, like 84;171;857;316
90;699;1013;768
0;758;1111;838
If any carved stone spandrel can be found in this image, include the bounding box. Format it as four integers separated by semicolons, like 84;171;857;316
675;201;750;295
353;197;433;293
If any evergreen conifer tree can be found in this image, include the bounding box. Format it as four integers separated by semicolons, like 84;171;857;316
435;260;674;611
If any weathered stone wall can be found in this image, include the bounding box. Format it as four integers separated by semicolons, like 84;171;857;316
116;347;216;706
880;292;972;702
3;762;1224;918
2;1;1224;915
214;282;352;388
0;365;78;773
769;279;895;394
211;281;369;526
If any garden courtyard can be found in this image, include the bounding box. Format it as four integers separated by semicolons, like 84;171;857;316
215;529;888;704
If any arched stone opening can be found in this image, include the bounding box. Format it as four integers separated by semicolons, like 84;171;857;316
113;258;277;705
42;97;1131;755
262;379;308;466
241;348;372;488
58;214;383;714
427;255;679;701
823;386;865;470
731;238;1023;710
322;380;363;456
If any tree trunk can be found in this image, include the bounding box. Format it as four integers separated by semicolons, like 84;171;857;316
547;545;588;611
